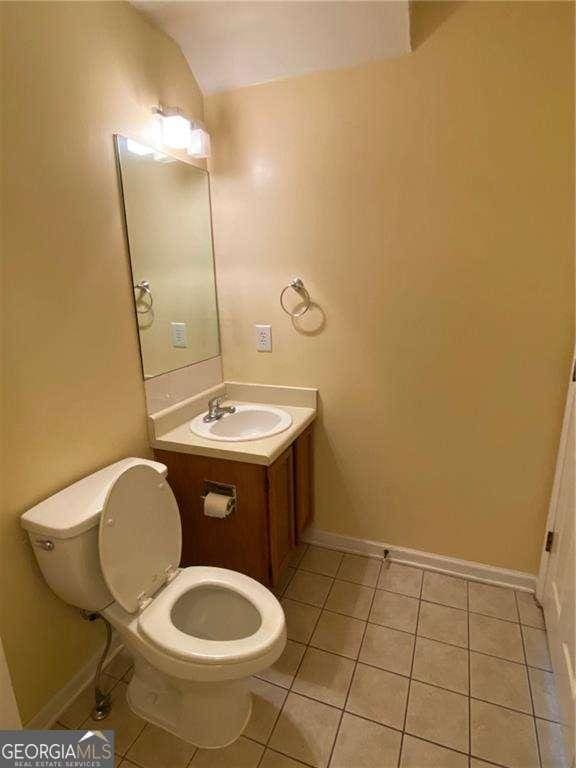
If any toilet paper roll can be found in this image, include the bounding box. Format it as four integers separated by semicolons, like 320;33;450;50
203;492;233;518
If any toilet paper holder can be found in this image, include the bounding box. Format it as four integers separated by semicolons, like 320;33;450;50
201;480;237;514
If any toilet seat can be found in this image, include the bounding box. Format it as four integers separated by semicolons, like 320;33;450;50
138;566;285;665
99;464;182;613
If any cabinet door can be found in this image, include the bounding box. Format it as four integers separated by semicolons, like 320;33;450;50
294;425;314;538
154;449;270;585
267;447;295;586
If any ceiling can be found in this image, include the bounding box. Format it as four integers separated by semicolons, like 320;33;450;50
133;1;411;95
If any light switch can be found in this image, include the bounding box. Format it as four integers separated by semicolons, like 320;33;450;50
171;322;188;348
255;324;272;352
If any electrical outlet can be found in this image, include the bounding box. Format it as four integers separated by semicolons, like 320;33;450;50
254;324;272;352
171;322;188;348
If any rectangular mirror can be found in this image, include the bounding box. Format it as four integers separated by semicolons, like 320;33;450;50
115;135;220;379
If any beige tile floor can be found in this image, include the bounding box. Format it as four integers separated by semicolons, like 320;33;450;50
54;545;569;768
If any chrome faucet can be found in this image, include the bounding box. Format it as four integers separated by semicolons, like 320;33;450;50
203;396;236;423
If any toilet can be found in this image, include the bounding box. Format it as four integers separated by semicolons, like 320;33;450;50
21;458;286;748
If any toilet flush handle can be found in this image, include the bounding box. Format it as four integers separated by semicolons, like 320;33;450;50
36;539;54;551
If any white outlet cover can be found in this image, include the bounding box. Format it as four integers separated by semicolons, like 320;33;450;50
171;322;188;348
255;323;272;352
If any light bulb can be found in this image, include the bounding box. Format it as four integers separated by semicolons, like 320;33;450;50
126;138;155;156
188;126;211;159
161;113;191;149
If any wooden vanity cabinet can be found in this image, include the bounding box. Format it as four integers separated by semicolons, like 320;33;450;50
154;425;313;588
294;424;314;534
267;446;295;585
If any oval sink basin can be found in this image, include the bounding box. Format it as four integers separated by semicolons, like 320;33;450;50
190;404;293;442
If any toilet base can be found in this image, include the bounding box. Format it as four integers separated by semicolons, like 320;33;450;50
126;668;253;749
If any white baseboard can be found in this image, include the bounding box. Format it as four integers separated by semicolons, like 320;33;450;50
26;636;123;730
302;527;536;592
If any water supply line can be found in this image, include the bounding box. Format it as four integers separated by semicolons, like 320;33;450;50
80;610;113;720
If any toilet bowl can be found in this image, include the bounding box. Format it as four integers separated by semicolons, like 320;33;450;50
21;458;286;748
104;567;285;747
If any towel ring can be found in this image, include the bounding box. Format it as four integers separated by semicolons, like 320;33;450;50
134;280;153;313
280;278;311;318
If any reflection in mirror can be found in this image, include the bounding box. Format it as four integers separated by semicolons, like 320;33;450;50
115;135;220;379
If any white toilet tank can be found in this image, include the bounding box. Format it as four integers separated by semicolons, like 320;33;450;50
21;457;168;611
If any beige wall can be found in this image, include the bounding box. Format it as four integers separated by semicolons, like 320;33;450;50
206;1;574;574
0;1;203;723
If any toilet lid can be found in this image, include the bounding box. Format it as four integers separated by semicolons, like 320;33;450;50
99;464;182;613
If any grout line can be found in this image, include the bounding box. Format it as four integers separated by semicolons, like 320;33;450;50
278;609;545;683
290;543;310;568
281;659;529;719
297;563;542;627
464;754;524;768
274;566;297;599
265;554;336;765
377;582;466;613
258;689;517;768
266;553;382;766
258;744;316;768
468;648;534;668
120;726;147;760
300;567;377;588
326;555;384;768
466;609;521;626
284;576;335;609
334;554;381;588
527;712;564;725
515;590;543;768
416;626;468;652
294;568;342;581
252;633;297;767
272;676;536;720
467;696;536;719
254;560;316;768
396;564;424;768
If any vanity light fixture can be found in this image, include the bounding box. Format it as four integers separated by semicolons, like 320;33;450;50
153;106;211;158
154;106;191;149
125;138;169;162
188;122;211;159
126;138;155;157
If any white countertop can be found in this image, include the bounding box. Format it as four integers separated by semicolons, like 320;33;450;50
148;382;317;466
